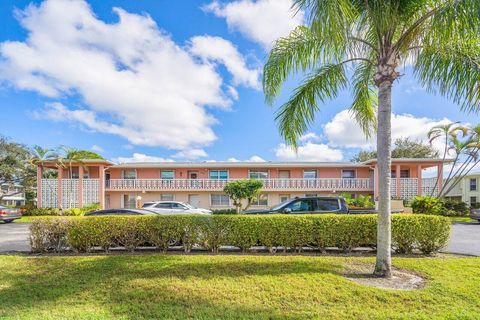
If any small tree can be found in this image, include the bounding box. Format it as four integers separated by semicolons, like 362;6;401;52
223;179;263;213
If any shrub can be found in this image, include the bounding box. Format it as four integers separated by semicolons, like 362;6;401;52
29;214;451;255
340;193;375;209
25;208;61;216
212;209;237;215
411;196;469;217
30;217;73;252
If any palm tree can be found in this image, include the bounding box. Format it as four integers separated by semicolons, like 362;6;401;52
263;0;480;277
29;146;58;167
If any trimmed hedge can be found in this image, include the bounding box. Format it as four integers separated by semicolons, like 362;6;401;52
30;214;450;255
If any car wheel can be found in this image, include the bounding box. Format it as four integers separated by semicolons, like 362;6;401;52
3;220;13;223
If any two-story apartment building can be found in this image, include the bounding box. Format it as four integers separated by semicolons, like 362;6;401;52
36;158;446;210
444;173;480;207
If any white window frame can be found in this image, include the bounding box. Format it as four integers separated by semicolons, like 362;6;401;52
123;169;137;180
303;170;317;179
248;170;269;179
341;169;356;179
279;194;290;202
160;194;175;201
161;170;175;180
209;170;229;180
210;194;230;206
251;193;268;206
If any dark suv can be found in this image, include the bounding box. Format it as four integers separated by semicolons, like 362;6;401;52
243;196;349;214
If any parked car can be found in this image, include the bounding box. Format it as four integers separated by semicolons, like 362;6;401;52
142;201;212;215
470;208;480;222
243;197;349;214
0;205;22;223
85;208;158;216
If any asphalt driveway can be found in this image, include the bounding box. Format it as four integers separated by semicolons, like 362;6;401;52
0;222;30;252
0;221;479;255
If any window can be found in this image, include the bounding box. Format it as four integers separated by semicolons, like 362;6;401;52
160;194;174;201
391;170;410;178
249;170;269;179
400;170;410;178
303;170;317;179
155;202;172;209
123;169;136;180
279;194;290;202
211;194;230;206
317;199;340;211
286;199;316;212
161;170;174;180
305;194;317;197
470;178;477;191
342;170;356;179
251;194;268;206
471;196;477;207
83;168;90;179
122;194;136;208
209;170;228;180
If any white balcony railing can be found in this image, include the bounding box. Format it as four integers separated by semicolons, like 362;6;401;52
105;178;374;191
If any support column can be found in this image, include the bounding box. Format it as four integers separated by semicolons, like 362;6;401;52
395;164;401;198
36;166;43;208
78;166;84;208
57;167;63;209
417;165;422;196
437;164;443;195
99;165;105;209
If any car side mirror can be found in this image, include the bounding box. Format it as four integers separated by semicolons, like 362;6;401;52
283;208;292;214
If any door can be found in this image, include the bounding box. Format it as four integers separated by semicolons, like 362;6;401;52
279;170;290;188
189;194;200;208
188;171;199;188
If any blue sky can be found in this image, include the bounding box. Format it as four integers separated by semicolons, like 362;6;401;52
0;0;477;163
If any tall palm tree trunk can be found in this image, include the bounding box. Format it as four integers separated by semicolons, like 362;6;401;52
374;80;393;278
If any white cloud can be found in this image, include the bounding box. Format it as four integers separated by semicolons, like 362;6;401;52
275;142;343;162
113;153;175;163
0;0;258;151
227;157;240;162
173;148;208;159
91;145;104;153
248;155;266;162
299;132;321;142
204;0;304;49
189;35;260;89
324;109;453;153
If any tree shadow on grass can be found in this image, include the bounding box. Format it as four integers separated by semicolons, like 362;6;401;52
0;255;348;319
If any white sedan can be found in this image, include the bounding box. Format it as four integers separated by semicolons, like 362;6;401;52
142;201;212;215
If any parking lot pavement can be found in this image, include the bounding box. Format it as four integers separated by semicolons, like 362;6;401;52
444;222;480;256
0;222;30;252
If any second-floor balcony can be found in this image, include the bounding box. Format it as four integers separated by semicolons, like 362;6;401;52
105;178;374;192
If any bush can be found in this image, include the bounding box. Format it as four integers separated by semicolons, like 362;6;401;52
212;209;237;215
411;196;469;217
340;193;375;209
29;214;451;255
24;208;61;216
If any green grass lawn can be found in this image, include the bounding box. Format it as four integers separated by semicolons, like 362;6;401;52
0;255;479;319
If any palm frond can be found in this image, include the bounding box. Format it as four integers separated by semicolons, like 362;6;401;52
415;41;480;112
275;64;347;148
349;62;377;138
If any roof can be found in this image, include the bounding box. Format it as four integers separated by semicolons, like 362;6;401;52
110;158;449;169
111;161;371;169
362;158;451;165
38;159;115;166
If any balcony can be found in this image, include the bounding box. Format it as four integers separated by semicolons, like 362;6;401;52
105;178;374;192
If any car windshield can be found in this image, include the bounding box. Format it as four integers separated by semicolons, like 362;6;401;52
270;199;292;211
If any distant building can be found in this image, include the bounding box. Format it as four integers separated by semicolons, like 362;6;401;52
35;158;448;210
0;184;26;207
444;173;480;207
